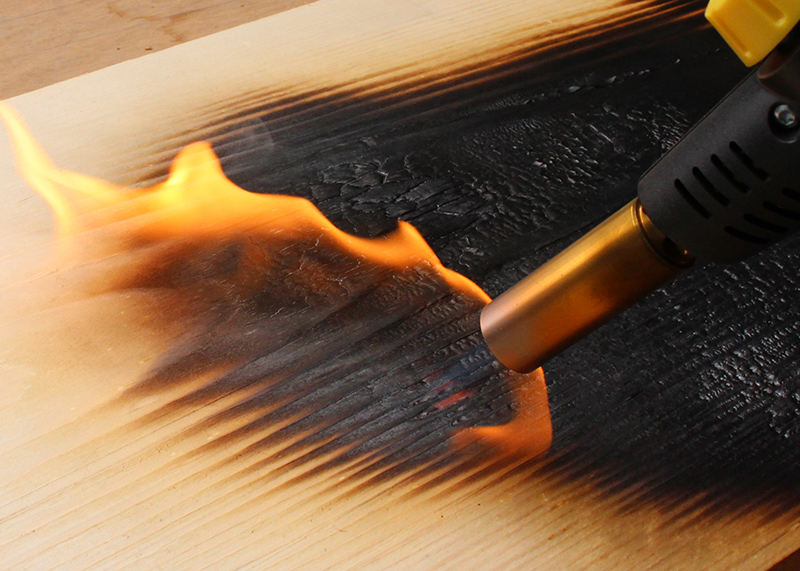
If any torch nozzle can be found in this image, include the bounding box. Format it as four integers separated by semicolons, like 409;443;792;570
481;199;694;373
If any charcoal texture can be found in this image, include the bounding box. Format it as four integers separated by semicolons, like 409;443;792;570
195;1;800;512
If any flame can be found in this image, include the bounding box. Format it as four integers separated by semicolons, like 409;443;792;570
453;367;551;457
0;101;550;459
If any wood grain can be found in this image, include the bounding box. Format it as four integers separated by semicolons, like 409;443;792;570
0;0;314;98
1;0;799;569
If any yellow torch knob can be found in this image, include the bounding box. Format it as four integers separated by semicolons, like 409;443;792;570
706;0;800;66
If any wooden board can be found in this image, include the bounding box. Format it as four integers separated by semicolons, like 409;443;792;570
1;0;799;569
0;0;316;98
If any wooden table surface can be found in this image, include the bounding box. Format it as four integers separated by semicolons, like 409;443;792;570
0;0;312;99
1;2;799;570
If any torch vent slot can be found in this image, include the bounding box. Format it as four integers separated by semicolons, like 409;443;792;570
764;200;800;221
743;213;788;233
724;225;771;244
729;141;770;181
711;154;750;193
674;178;711;218
783;187;800;202
692;166;730;205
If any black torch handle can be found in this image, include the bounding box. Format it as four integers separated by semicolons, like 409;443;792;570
638;68;800;263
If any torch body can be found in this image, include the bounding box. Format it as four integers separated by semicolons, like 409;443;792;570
482;17;800;373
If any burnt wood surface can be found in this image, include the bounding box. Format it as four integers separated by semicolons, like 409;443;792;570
209;1;800;517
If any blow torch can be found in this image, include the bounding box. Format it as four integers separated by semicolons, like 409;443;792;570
482;0;800;373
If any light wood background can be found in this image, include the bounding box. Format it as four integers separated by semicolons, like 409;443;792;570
0;0;313;98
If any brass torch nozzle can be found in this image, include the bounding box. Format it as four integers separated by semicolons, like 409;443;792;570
481;199;694;373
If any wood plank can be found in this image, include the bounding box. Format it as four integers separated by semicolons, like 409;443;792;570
0;0;315;98
1;0;799;569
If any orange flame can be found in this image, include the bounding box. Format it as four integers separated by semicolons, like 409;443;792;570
0;101;550;459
